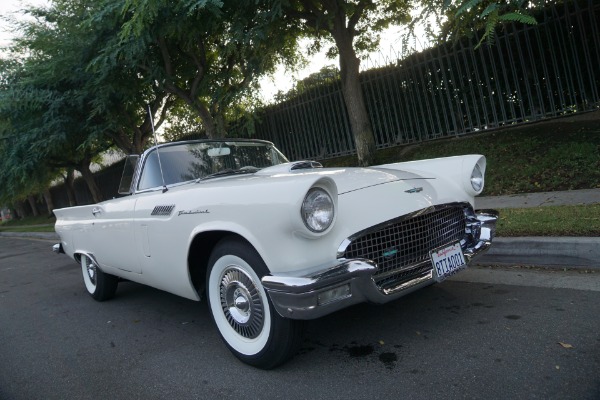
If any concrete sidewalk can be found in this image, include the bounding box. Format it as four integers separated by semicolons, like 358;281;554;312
2;189;599;269
475;188;600;269
475;188;600;209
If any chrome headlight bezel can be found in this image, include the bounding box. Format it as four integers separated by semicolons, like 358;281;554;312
470;163;484;192
301;187;335;233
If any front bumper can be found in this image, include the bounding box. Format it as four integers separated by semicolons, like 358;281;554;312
262;209;498;320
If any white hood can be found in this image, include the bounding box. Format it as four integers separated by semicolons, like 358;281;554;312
256;162;433;194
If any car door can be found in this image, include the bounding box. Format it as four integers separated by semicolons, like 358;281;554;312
89;196;141;273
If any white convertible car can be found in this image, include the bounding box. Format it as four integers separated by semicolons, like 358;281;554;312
53;139;497;368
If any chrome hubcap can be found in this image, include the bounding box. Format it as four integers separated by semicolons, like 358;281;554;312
220;267;264;339
86;260;97;286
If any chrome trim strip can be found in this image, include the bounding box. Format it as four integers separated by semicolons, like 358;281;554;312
381;269;433;295
373;260;429;281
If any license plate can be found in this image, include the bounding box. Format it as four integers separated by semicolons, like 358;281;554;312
431;242;467;282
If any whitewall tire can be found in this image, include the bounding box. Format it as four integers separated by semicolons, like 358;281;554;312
80;254;118;301
206;238;302;369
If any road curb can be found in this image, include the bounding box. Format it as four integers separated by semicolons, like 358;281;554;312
478;237;600;269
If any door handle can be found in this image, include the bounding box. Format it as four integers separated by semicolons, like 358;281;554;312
92;207;102;216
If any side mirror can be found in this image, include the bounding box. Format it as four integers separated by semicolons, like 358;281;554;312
118;155;140;195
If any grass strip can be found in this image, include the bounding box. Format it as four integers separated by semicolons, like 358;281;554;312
2;205;599;237
0;225;56;233
495;204;600;237
1;214;56;227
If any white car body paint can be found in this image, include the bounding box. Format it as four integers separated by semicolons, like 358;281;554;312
54;143;489;303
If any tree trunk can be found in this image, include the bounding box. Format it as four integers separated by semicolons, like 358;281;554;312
133;126;145;154
163;81;219;138
214;112;227;138
27;195;40;217
79;162;103;204
332;24;376;167
43;189;55;216
65;169;77;206
13;202;26;219
192;100;220;138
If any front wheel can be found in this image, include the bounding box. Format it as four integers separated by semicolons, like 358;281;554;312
206;238;302;369
80;254;118;301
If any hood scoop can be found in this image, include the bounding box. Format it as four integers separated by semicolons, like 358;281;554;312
290;161;323;170
255;161;324;175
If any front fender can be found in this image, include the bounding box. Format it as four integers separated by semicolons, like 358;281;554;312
378;154;487;197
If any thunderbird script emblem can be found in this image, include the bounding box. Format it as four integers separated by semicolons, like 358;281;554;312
405;187;423;193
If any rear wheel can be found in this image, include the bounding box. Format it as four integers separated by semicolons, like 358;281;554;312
80;254;118;301
206;238;302;369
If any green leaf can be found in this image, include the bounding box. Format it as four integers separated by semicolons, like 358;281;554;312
475;9;499;49
442;0;454;11
498;12;538;25
456;0;483;16
480;3;499;18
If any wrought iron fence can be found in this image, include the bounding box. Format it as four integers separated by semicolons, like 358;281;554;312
34;0;599;212
240;0;600;161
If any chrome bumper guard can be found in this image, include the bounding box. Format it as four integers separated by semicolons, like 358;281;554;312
52;243;64;254
262;209;498;320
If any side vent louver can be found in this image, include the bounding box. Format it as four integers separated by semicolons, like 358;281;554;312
290;161;323;171
151;205;175;216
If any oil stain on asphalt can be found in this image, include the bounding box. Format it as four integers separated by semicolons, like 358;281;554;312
300;339;400;369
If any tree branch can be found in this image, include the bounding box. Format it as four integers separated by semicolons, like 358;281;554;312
348;1;369;33
188;38;207;97
157;36;174;77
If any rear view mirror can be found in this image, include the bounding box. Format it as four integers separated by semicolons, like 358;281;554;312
118;155;140;194
207;147;231;157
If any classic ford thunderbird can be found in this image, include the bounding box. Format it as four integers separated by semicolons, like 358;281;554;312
53;139;497;368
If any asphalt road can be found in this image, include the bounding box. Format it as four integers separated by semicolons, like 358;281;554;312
1;237;599;400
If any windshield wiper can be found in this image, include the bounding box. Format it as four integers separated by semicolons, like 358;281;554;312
197;167;260;181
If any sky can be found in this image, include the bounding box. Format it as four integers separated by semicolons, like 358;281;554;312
0;0;419;102
0;0;48;48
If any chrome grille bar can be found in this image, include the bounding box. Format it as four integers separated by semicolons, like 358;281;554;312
340;205;467;290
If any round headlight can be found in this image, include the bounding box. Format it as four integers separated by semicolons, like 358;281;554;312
301;188;334;233
471;163;484;192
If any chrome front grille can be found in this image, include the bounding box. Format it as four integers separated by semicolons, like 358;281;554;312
339;205;467;291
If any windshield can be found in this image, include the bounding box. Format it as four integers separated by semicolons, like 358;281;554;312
137;141;288;191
